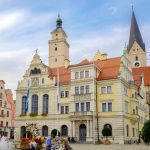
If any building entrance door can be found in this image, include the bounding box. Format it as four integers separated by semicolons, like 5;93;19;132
79;124;86;141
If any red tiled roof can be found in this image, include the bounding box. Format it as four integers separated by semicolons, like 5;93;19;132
45;57;121;85
132;66;150;86
95;57;121;80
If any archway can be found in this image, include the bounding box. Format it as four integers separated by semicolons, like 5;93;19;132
61;125;68;136
42;125;48;137
79;124;86;141
20;126;26;138
103;124;112;136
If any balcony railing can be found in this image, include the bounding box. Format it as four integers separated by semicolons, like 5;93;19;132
0;114;5;117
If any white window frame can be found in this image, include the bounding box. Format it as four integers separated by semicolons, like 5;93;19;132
101;101;112;112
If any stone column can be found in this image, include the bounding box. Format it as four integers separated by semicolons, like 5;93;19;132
90;120;93;137
87;120;90;137
73;120;75;137
70;121;73;137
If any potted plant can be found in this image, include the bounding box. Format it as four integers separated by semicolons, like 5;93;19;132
102;128;112;145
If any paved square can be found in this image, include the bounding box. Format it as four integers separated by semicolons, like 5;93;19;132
70;144;150;150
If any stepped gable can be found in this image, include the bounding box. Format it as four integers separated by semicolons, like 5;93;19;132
132;66;150;86
95;57;121;80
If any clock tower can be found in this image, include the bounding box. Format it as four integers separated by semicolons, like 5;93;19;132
128;9;147;68
48;14;70;68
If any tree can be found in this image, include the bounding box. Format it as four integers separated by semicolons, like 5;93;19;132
102;128;112;138
141;120;150;145
51;129;60;137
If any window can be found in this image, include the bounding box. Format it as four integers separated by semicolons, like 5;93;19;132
31;95;38;114
0;100;2;107
7;111;9;117
4;101;7;108
75;87;79;94
102;103;106;112
55;47;57;51
55;58;57;62
42;125;48;137
75;72;79;79
107;86;112;94
86;102;90;111
85;71;89;78
0;121;3;127
102;102;112;112
126;125;129;137
101;87;106;94
81;103;84;112
1;110;4;115
42;78;44;84
108;102;112;112
0;93;2;98
135;56;138;61
6;122;8;127
65;106;69;114
75;103;79;112
125;102;129;113
86;85;90;94
22;96;26;114
133;128;135;137
80;71;84;79
80;86;84;94
61;106;64;114
42;94;49;114
61;91;64;98
65;91;69;97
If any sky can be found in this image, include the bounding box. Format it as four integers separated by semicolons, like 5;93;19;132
0;0;150;99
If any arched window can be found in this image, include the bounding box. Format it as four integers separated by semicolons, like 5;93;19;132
135;56;138;61
126;124;129;137
42;125;48;137
31;95;38;114
21;126;26;138
42;94;49;114
22;96;26;114
61;125;68;136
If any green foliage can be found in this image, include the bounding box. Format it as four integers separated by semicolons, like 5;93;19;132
19;114;27;117
142;120;150;143
51;129;60;137
102;128;112;137
41;113;48;116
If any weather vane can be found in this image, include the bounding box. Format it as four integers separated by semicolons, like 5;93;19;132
35;49;38;54
131;0;134;11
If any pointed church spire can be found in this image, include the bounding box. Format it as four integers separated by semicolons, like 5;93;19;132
128;9;145;52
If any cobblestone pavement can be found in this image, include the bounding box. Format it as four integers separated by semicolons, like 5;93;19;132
70;144;150;150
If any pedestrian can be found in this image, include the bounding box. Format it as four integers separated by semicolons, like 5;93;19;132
29;139;37;150
62;138;71;150
46;136;52;150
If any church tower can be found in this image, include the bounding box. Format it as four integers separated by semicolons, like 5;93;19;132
48;14;70;68
128;9;147;68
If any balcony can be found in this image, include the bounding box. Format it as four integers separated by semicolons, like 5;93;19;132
70;111;93;119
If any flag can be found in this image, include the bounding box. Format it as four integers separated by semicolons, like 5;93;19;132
57;68;61;111
25;80;30;113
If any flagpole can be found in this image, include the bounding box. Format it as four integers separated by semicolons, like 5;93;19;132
57;68;60;137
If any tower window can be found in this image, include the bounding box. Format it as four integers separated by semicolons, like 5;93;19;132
55;58;57;62
56;34;58;36
135;56;138;60
55;47;57;51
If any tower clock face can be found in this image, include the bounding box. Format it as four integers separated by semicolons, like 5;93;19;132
134;61;141;67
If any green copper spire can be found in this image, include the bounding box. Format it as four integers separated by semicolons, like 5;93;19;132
56;13;62;29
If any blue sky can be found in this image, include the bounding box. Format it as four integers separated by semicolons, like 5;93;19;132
0;0;150;98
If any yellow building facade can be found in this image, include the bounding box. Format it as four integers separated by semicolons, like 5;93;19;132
15;12;149;144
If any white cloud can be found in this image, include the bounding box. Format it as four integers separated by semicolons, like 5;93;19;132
0;11;25;32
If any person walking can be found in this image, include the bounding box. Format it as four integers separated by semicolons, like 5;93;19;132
29;139;37;150
46;136;52;150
